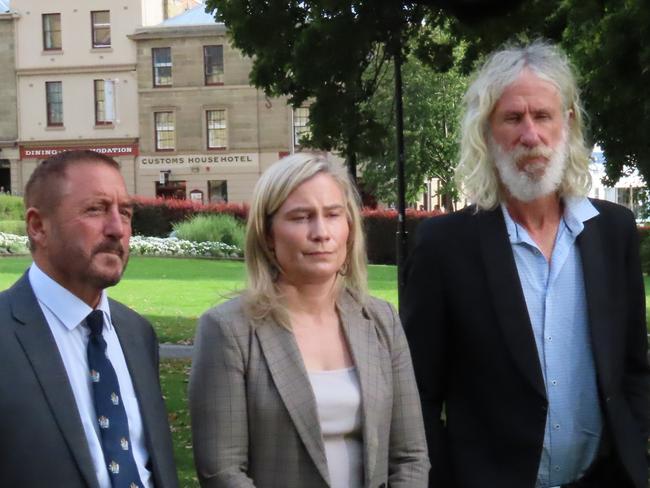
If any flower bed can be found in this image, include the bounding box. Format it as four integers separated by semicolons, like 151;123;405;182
0;233;242;259
129;236;241;258
0;232;28;254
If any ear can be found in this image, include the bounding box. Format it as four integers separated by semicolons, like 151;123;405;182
567;108;575;121
25;207;48;249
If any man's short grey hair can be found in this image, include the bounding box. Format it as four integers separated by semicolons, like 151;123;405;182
455;40;592;210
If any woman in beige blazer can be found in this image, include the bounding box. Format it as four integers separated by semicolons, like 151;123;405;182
189;153;429;488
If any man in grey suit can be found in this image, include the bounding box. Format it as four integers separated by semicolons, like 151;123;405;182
0;150;178;487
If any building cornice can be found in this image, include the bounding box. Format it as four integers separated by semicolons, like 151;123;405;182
18;137;138;147
16;64;137;76
129;24;226;40
138;84;257;94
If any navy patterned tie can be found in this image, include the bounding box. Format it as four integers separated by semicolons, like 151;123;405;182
86;310;143;488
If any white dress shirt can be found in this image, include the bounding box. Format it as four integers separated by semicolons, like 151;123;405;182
29;263;153;488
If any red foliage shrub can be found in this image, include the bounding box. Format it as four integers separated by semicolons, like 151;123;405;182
131;196;248;236
362;208;444;264
131;197;446;263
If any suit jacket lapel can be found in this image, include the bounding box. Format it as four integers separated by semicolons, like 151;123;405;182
10;274;100;488
337;292;380;487
110;302;167;484
255;317;331;485
478;208;547;400
577;216;614;392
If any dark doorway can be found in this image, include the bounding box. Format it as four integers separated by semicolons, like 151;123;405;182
156;180;186;199
0;160;10;193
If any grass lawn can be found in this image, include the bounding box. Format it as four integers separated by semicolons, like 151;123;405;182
160;359;197;487
0;256;399;343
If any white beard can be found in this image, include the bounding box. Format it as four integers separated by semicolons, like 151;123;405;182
490;132;568;202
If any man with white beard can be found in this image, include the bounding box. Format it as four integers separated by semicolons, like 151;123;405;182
402;41;650;488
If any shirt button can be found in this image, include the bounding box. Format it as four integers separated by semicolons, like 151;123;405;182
551;380;557;386
547;336;552;341
554;466;560;471
553;424;560;430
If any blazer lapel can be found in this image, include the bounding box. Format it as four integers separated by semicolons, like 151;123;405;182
110;302;167;484
478;209;547;400
10;274;100;488
337;292;380;487
255;317;331;485
577;216;614;392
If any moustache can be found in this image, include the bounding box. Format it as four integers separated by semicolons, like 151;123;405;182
93;241;125;258
511;144;554;163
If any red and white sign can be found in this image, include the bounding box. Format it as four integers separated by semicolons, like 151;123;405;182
20;144;139;159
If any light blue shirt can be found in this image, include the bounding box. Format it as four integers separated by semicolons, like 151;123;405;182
28;263;153;488
501;197;603;488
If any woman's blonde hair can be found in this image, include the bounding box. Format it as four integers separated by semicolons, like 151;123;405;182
455;39;592;210
243;152;367;327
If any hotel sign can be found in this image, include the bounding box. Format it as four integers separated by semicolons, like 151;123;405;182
138;153;259;169
20;144;139;159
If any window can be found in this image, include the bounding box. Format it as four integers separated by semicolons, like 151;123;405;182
155;112;175;151
206;110;227;149
91;11;111;48
293;107;310;146
46;81;63;126
42;13;61;50
208;180;228;203
94;80;112;125
203;45;224;85
152;47;172;87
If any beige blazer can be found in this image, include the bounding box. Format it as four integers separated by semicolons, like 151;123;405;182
189;291;429;488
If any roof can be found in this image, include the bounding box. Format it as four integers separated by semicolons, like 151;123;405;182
160;4;222;26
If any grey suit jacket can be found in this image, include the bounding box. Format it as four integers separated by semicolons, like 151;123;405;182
189;291;429;488
0;272;179;488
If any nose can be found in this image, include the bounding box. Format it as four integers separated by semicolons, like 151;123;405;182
519;114;541;148
309;215;330;241
104;206;126;238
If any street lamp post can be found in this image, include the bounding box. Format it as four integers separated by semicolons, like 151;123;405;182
394;44;408;310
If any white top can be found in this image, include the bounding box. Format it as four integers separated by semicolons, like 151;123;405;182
308;367;363;488
29;264;153;488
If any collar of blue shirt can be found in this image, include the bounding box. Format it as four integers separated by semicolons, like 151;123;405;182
501;196;599;245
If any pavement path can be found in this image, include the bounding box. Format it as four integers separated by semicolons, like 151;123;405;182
160;343;193;359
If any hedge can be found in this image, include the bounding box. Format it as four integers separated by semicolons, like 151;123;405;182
132;197;444;264
131;197;248;237
362;208;443;264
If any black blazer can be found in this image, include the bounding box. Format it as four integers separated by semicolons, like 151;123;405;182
402;200;650;488
0;273;179;488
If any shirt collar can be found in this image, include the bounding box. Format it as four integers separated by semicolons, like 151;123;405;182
501;196;599;244
28;263;113;332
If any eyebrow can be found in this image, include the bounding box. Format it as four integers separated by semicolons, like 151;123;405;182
285;204;345;213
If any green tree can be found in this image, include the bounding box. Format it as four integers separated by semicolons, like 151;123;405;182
360;48;466;210
418;0;650;186
204;0;425;178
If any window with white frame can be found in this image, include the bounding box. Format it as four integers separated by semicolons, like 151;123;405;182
293;107;310;146
155;112;175;151
206;110;227;149
152;47;172;87
94;80;112;125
